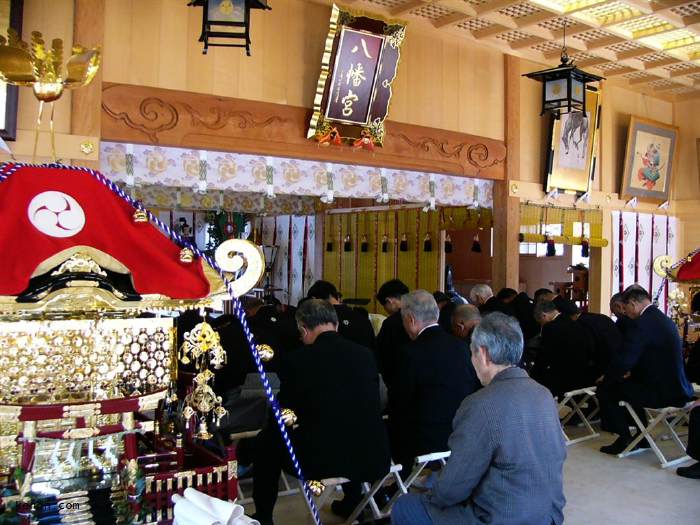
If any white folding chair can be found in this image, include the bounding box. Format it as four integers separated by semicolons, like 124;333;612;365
381;451;451;516
557;387;600;445
617;401;695;468
300;463;405;524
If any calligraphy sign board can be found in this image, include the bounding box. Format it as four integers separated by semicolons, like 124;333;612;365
307;4;406;148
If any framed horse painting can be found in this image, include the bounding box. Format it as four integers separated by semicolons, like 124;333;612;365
545;88;600;195
621;117;678;204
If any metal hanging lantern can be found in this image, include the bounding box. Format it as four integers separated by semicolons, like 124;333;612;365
188;0;271;56
523;24;603;119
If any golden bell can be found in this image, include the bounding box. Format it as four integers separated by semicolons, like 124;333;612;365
257;344;275;362
180;248;195;264
280;408;297;427
306;480;325;497
195;420;212;440
132;209;148;224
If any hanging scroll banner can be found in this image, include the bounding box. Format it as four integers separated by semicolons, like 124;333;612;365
307;4;406;148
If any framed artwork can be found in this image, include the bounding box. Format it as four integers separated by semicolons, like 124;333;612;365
0;0;22;141
545;87;600;195
621;116;679;203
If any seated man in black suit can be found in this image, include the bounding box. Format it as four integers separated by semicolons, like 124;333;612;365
469;284;515;316
530;300;595;398
307;279;375;350
598;287;694;454
610;292;635;336
376;279;411;387
534;288;556;304
571;302;622;380
677;407;700;479
451;304;481;345
388;290;480;474
252;300;390;525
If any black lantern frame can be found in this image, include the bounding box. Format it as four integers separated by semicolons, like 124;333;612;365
188;0;270;56
524;60;603;119
523;23;603;119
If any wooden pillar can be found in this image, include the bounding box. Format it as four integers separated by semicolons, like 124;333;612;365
492;55;521;291
588;211;612;314
70;0;105;169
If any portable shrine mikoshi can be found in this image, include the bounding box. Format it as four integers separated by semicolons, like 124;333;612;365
0;162;285;524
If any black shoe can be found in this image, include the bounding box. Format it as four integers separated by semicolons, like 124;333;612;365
251;513;274;525
677;462;700;479
600;436;634;455
633;437;651;450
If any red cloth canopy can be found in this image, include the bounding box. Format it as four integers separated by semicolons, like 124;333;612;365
0;164;211;299
676;249;700;282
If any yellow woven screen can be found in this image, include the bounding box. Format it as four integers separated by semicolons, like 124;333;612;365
519;203;608;247
323;208;442;313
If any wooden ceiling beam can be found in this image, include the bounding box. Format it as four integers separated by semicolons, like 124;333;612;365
390;0;428;16
617;47;656;60
511;36;548;49
642;57;680;68
601;66;639;76
550;23;597;40
585;35;627;50
474;0;523;16
434;12;473;29
668;65;700;76
435;0;477;16
629;74;662;84
472;23;514;39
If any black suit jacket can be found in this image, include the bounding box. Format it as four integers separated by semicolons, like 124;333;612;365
577;312;622;377
334;304;376;351
278;331;390;481
479;296;516;317
388;326;480;459
531;314;595;398
609;305;693;405
376;311;411;386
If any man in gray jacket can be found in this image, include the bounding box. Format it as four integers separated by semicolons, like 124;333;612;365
392;313;566;525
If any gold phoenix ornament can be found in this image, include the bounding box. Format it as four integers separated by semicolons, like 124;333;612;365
0;29;100;160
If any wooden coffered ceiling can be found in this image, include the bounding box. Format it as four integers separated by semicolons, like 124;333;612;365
339;0;700;100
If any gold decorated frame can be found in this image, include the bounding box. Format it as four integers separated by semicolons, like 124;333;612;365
546;88;600;195
307;3;406;146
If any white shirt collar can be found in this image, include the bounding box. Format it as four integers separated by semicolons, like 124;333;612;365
417;323;440;337
641;303;654;316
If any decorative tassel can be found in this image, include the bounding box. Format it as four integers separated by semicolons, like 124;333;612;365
381;234;389;253
360;235;369;252
444;234;453;254
326;241;333;252
546;236;556;257
581;238;590;257
399;233;408;252
471;233;481;253
343;234;352;252
423;233;432;252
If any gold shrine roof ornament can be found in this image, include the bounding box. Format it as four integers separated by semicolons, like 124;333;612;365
0;30;100;161
0;29;100;102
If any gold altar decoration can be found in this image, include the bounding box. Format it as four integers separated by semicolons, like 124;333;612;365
180;319;228;439
0;319;174;404
0;29;100;160
256;344;274;362
306;480;326;497
280;408;297;427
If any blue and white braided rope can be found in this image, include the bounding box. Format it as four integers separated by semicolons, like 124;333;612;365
0;162;323;525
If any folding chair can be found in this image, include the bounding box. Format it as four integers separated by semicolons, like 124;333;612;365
557;387;600;445
380;451;451;517
300;463;405;524
617;401;695;468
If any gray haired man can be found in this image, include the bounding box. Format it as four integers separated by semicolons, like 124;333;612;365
392;312;566;525
388;290;480;477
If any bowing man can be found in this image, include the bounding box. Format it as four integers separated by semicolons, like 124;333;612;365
598;287;693;454
252;300;389;525
388;290;480;474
